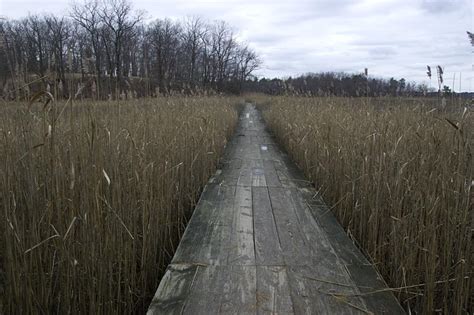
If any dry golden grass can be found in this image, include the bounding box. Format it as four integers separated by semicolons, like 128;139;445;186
259;96;473;314
0;97;238;313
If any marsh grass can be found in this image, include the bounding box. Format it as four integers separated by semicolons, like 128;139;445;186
260;96;472;314
0;97;238;313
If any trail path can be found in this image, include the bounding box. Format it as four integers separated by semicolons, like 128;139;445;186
147;103;404;314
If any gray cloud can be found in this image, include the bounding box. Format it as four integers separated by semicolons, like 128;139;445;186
420;0;468;14
368;47;398;59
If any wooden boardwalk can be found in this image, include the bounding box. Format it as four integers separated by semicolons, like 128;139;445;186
147;104;405;315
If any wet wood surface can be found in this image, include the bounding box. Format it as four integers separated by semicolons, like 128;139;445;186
148;104;405;314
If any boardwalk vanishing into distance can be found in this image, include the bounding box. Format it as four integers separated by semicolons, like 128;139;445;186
147;104;405;315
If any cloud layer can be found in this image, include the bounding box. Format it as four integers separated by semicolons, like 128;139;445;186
1;0;472;91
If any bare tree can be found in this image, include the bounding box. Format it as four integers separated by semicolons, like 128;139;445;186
182;16;206;86
209;21;236;90
236;45;260;86
24;16;49;78
45;15;71;97
98;0;143;97
1;9;261;99
71;0;104;98
0;19;14;95
148;19;181;94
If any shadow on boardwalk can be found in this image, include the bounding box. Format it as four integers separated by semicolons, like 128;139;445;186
147;104;405;315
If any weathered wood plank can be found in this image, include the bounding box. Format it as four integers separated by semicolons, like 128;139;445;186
251;159;267;187
227;185;255;265
181;265;227;313
298;188;368;265
222;158;243;171
253;187;284;266
273;158;313;188
171;184;223;262
237;162;253;186
172;184;235;265
267;187;312;265
256;266;293;314
147;264;198;315
260;143;282;161
223;265;257;313
237;143;262;160
268;186;363;281
325;231;368;266
182;266;257;314
262;159;282;187
288;187;365;268
287;187;336;256
252;135;274;145
286;265;369;314
345;264;406;314
298;188;347;234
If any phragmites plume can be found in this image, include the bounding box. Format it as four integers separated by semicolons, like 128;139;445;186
467;31;474;46
426;66;431;79
437;65;444;85
436;65;444;96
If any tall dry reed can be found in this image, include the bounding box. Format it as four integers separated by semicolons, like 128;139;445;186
0;97;238;313
260;96;472;314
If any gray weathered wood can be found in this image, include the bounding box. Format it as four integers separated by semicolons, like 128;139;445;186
262;159;282;187
253;187;284;266
227;185;255;265
148;103;405;315
286;266;368;314
256;266;293;314
345;264;406;314
147;264;198;314
251;160;267;187
267;186;313;265
181;265;257;314
172;184;235;265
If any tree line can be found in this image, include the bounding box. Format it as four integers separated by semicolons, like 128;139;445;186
244;72;440;97
0;0;260;100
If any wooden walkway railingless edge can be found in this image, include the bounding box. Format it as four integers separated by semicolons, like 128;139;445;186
147;103;405;314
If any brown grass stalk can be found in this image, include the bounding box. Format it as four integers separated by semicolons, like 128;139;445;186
259;96;473;314
0;96;238;313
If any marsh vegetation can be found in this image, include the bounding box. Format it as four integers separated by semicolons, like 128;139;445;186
260;96;473;314
0;97;238;313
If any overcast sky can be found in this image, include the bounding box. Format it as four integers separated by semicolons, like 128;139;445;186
1;0;473;91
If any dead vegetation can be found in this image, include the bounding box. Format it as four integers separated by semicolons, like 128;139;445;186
0;97;238;313
260;96;473;314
